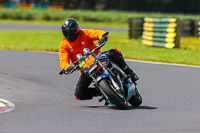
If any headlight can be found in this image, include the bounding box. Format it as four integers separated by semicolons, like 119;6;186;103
83;48;90;55
76;54;83;60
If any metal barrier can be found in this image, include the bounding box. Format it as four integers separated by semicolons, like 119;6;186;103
0;2;63;10
3;2;17;8
48;5;64;10
129;18;199;47
141;17;182;48
182;19;199;37
18;3;32;9
32;4;48;9
129;18;144;39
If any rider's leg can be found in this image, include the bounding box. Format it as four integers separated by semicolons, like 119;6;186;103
74;72;100;100
104;49;139;83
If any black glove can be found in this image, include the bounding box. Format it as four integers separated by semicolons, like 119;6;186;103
98;35;108;45
65;66;74;72
59;70;65;75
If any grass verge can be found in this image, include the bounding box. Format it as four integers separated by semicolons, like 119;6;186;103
0;30;200;66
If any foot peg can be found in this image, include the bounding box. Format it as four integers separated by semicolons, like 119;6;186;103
98;96;109;106
98;96;105;102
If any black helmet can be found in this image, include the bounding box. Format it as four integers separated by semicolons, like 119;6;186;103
61;18;80;42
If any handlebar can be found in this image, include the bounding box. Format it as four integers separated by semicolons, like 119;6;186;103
92;32;109;53
59;63;79;75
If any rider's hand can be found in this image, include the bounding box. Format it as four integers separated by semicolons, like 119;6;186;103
59;70;65;75
98;35;108;44
65;66;73;72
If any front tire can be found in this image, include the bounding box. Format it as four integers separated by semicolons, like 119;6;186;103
98;79;128;110
128;88;142;107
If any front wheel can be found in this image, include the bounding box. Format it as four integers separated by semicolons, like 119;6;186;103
128;88;142;107
98;79;129;110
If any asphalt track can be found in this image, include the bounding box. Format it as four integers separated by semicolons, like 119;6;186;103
0;50;200;133
0;23;128;32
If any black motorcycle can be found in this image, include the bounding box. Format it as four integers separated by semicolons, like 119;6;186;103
60;32;142;109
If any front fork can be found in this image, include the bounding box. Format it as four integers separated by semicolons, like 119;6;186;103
106;63;136;101
92;61;135;104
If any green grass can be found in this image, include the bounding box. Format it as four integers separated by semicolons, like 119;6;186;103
105;33;200;66
0;30;62;51
0;30;200;66
1;9;200;66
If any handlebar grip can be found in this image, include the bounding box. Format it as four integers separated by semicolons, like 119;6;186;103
59;65;79;75
103;32;109;37
59;70;65;75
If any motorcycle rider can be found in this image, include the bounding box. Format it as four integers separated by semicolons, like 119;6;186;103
59;18;139;100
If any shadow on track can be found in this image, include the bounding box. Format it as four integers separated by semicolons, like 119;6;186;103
82;105;157;110
128;106;157;110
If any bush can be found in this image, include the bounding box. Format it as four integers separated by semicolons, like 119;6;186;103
0;9;36;20
1;8;200;23
0;8;134;22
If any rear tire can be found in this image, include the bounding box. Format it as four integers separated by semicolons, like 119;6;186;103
128;88;142;107
98;79;128;110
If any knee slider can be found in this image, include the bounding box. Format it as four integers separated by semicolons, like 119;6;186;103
74;90;83;100
75;96;82;101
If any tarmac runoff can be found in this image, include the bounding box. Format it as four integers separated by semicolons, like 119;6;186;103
0;98;15;114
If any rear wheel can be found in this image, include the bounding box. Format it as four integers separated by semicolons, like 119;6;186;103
98;79;128;110
128;88;142;107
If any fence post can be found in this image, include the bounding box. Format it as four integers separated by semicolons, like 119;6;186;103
175;19;183;48
129;18;137;39
129;18;144;39
191;20;199;37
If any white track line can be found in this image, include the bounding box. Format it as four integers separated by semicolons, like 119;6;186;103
0;98;15;114
125;59;200;69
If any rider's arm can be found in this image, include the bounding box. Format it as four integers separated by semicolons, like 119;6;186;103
81;29;109;41
59;39;71;70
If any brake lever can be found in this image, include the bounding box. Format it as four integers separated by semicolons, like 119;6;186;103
69;69;75;75
91;41;106;53
68;65;79;75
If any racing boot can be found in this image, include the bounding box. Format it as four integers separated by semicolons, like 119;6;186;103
74;87;101;100
113;52;139;83
123;65;139;83
118;61;139;83
105;49;139;83
130;71;139;83
88;87;101;97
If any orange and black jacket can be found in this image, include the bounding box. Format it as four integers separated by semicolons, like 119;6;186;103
59;29;107;70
